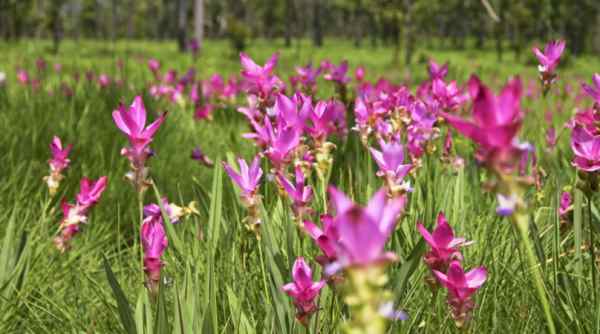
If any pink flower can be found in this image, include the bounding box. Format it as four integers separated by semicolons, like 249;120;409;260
294;64;322;94
191;147;214;167
581;73;600;107
143;197;185;225
148;58;160;75
355;65;365;82
326;187;406;271
546;127;557;149
303;215;340;266
76;176;108;209
369;140;412;192
282;257;326;326
428;60;448;80
223;155;263;203
261;117;302;170
194;103;214;121
418;213;469;274
113;96;166;156
277;167;313;219
431;78;468;111
433;261;487;325
17;69;29;85
141;217;168;292
571;126;600;172
323;60;350;85
444;75;522;150
532;40;566;78
559;191;572;218
48;136;72;172
98;74;110;87
239;52;284;99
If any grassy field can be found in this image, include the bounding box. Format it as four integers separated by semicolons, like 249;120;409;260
0;39;599;333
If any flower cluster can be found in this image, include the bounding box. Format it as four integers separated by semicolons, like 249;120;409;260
44;136;73;196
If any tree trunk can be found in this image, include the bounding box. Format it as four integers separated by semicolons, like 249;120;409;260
403;0;414;65
176;0;188;52
111;0;117;41
284;0;293;47
194;0;204;52
313;0;322;47
51;1;63;54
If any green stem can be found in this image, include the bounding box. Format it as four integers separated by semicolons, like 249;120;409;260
257;241;272;309
138;190;145;287
513;212;556;334
587;194;597;306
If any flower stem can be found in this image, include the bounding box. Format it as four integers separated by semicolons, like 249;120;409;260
512;211;556;334
587;194;597;305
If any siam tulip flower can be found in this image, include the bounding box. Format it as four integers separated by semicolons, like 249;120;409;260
431;78;468;111
163;69;178;85
443;75;524;172
369;140;413;196
113;96;166;192
143;197;198;225
532;40;566;89
282;257;326;326
355;65;365;82
239;52;284;101
327;187;408;333
44;136;73;196
558;191;573;232
495;193;518;216
293;63;321;95
304;215;340;267
581;73;600;109
148;59;161;76
194;103;214;121
418;212;469;289
17;69;29;86
262;117;302;172
54;63;62;73
98;74;110;88
570;126;600;172
54;176;108;253
36;57;47;72
141;215;168;294
324;60;351;104
85;70;95;83
433;261;487;328
277;167;313;223
223;155;263;235
546;127;557;149
273;93;310;131
428;60;448;80
61;82;74;97
191;147;214;167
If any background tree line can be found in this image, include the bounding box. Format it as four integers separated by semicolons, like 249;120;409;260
0;0;599;63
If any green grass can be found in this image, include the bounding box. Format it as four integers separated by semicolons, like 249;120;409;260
0;38;598;333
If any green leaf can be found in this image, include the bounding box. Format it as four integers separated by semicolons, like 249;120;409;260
102;255;136;334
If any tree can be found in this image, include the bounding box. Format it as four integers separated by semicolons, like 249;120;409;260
194;0;204;53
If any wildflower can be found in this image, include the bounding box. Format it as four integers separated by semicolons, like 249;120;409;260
433;261;487;328
532;40;566;89
324;60;350;104
112;96;166;192
304;215;339;267
582;73;600;109
54;177;108;252
571;126;600;172
294;63;321;95
191;147;214;167
223;155;263;235
443;75;524;172
194;103;214;121
44;136;73;196
189;38;200;57
282;257;326;326
98;74;111;88
428;60;448;80
431;78;468;111
418;213;469;288
326;187;408;333
355;65;365;82
141;214;168;294
277;167;313;223
143;197;198;225
369;140;412;196
239;52;284;101
17;69;29;86
495;193;518;216
148;59;161;75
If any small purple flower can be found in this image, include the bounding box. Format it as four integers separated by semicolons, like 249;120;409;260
277;167;313;219
571;126;600;172
223;155;263;205
191;147;214;167
418;212;469;275
582;73;600;108
428;60;448;80
532;40;565;83
496;193;518;216
369;140;412;195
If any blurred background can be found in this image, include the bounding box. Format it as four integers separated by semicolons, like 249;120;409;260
1;0;599;64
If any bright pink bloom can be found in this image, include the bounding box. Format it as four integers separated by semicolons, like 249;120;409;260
418;213;468;274
444;75;522;149
188;38;200;57
113;96;166;156
559;191;572;218
428;60;448;80
282;257;326;325
141;217;168;291
571;126;600;172
223;155;263;203
294;64;321;94
277;167;313;218
532;40;566;77
369;140;412;193
76;176;108;209
98;74;110;87
431;78;468;111
304;215;339;266
17;69;29;85
239;52;284;99
323;60;350;85
262;117;302;170
327;187;406;271
355;65;365;82
433;261;487;324
144;197;184;225
582;73;600;107
48;136;72;172
194;103;214;120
